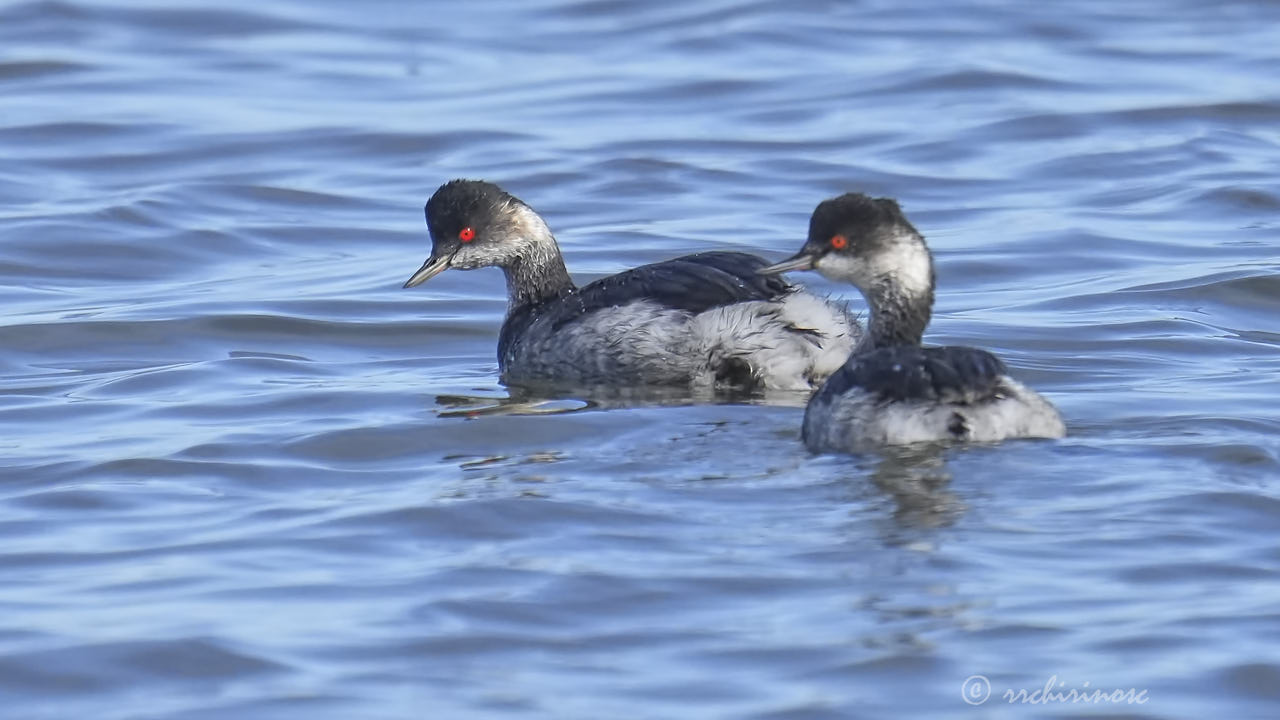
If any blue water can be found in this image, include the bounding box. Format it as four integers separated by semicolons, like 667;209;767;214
2;1;1279;718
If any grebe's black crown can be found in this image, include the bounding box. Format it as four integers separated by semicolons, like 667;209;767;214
808;193;913;247
425;179;522;247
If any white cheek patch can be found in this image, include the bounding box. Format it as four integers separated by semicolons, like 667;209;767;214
451;245;503;269
448;203;560;270
814;253;870;286
814;232;933;299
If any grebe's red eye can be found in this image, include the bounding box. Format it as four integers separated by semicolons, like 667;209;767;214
458;227;476;242
830;234;848;249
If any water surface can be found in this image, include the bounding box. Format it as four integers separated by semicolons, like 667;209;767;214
2;1;1279;718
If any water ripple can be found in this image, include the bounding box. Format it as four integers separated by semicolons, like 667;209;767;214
2;0;1279;717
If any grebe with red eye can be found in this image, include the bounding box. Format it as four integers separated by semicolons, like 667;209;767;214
758;193;1065;451
403;179;861;391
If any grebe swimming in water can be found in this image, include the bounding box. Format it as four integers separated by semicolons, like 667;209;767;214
403;180;859;391
758;193;1065;451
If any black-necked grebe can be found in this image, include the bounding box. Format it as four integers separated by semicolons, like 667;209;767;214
404;180;860;390
758;193;1065;451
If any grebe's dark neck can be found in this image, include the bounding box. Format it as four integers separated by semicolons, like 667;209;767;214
500;211;575;310
504;252;573;309
864;278;933;348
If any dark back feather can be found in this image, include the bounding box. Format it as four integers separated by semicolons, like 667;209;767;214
823;345;1007;404
572;251;792;317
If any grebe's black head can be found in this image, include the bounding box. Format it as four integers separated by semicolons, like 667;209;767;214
758;193;929;295
404;179;549;288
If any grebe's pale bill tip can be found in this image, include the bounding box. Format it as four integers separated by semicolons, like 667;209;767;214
404;254;451;288
757;251;817;276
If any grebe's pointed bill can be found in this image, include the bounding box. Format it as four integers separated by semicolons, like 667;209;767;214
403;253;452;288
757;251;817;276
